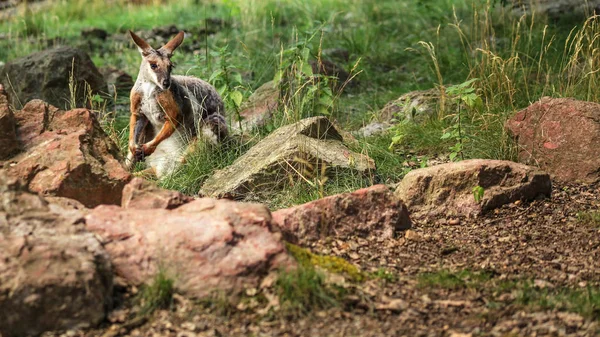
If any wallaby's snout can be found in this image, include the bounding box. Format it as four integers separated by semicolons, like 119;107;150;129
129;30;184;90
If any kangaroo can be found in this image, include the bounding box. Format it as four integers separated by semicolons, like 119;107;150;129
126;30;228;178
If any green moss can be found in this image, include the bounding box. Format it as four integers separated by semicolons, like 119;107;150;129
285;243;366;282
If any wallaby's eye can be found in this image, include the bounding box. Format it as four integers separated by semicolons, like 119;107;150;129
150;63;158;70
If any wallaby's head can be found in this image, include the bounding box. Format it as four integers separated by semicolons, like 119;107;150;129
129;30;185;90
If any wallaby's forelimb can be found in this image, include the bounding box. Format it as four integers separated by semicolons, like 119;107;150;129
133;114;149;162
139;90;180;156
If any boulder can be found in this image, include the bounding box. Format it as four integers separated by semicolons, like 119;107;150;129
201;116;375;199
0;85;18;159
81;27;108;41
395;159;551;219
0;46;107;109
357;88;447;137
100;66;134;98
506;97;600;183
122;177;193;210
85;198;293;298
0;172;112;337
234;80;279;133
6;99;130;207
508;0;600;18
272;185;411;245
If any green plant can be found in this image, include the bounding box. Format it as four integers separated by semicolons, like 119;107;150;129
473;185;485;203
370;268;397;283
577;210;600;227
204;46;247;132
137;268;175;316
275;265;339;317
440;78;482;161
274;29;336;124
514;283;600;321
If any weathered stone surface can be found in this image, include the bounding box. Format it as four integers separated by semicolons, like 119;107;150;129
234;80;279;132
357;88;448;137
6;99;130;207
100;66;134;97
0;85;18;159
0;172;112;337
506;97;600;183
508;0;600;18
395;159;551;219
201;116;375;199
85;198;293;298
122;177;193;210
0;46;107;109
81;27;108;40
272;185;411;245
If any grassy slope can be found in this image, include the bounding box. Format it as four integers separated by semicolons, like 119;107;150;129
1;0;600;330
0;0;598;207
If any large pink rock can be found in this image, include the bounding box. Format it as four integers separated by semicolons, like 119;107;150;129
0;173;113;337
272;185;411;244
506;97;600;183
121;177;193;210
0;85;19;159
395;159;551;219
85;198;293;298
6;99;131;207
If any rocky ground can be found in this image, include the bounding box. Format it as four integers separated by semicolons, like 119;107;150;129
37;180;599;337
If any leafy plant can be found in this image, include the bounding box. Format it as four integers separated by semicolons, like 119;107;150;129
204;46;247;132
473;185;485;203
441;78;482;161
274;30;336;124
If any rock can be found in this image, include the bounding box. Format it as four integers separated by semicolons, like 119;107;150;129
310;59;351;85
44;196;89;211
85;198;293;298
322;48;351;62
201;116;375;199
272;185;411;244
122;177;193;210
0;46;107;109
357;88;447;137
6;99;130;207
0;85;18;159
234;80;279;132
508;0;600;18
0;172;113;337
99;66;134;98
506;97;600;183
395;159;551;219
355;121;391;138
81;27;109;40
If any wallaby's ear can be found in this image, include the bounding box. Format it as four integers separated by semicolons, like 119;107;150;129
160;31;185;57
129;30;152;55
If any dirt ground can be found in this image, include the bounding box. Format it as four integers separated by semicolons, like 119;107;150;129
44;181;600;337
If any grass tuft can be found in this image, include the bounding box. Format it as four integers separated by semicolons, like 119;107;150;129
137;269;175;316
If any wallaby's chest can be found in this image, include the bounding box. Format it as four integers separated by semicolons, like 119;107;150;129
139;83;166;128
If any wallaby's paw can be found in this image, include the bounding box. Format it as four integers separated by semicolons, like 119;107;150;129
134;147;146;162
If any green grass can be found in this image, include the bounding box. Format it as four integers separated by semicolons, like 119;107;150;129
577;210;600;228
275;265;340;318
514;283;600;321
137;268;175;316
418;270;600;321
1;0;598;202
158;136;254;195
